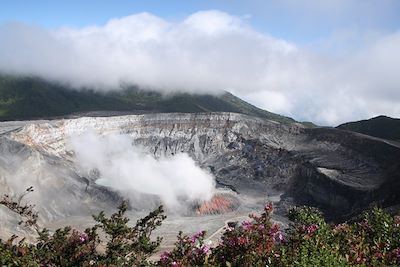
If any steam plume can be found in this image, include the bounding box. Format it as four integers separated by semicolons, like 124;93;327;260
69;131;216;211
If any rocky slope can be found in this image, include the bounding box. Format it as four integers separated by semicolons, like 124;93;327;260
1;112;399;226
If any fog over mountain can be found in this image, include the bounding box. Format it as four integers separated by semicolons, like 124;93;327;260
0;10;399;125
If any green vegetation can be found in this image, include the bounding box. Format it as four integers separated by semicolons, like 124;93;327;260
1;188;400;266
0;74;295;124
0;188;166;266
337;116;400;142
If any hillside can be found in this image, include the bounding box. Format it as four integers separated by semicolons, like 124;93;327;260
0;74;295;124
337;115;400;142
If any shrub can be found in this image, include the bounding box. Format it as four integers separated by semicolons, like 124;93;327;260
157;204;400;266
280;206;347;266
158;231;210;266
209;203;281;266
2;188;400;266
0;188;165;266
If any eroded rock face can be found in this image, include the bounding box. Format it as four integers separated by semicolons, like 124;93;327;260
8;113;303;192
2;112;400;222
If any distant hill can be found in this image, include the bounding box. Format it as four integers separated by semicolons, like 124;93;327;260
0;74;295;124
337;115;400;142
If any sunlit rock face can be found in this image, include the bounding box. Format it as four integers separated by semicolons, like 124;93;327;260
1;112;400;224
9;113;300;160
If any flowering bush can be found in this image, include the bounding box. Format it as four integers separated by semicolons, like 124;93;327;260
209;203;281;266
333;207;400;266
158;231;210;266
1;188;400;266
0;189;166;266
156;204;400;266
279;206;348;266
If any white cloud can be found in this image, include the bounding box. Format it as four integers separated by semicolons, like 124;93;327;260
0;10;399;125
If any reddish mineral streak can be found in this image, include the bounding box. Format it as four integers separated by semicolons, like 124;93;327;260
196;193;238;215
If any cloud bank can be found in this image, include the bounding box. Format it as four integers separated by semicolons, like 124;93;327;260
69;131;215;211
0;10;399;125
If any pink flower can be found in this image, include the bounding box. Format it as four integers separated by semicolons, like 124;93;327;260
160;251;170;261
242;220;252;230
306;224;319;235
79;232;88;243
202;245;210;254
190;231;205;243
171;261;178;267
273;231;285;243
268;224;279;236
264;202;273;213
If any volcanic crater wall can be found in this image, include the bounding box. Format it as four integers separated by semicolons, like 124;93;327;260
4;112;400;221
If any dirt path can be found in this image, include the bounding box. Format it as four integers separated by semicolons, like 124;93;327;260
205;215;250;243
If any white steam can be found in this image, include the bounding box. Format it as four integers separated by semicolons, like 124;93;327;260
69;131;215;211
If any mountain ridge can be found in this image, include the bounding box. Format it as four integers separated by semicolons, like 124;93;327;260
337;115;400;142
0;74;295;124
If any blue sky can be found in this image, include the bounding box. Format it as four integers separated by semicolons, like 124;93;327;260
2;0;399;44
0;0;399;124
